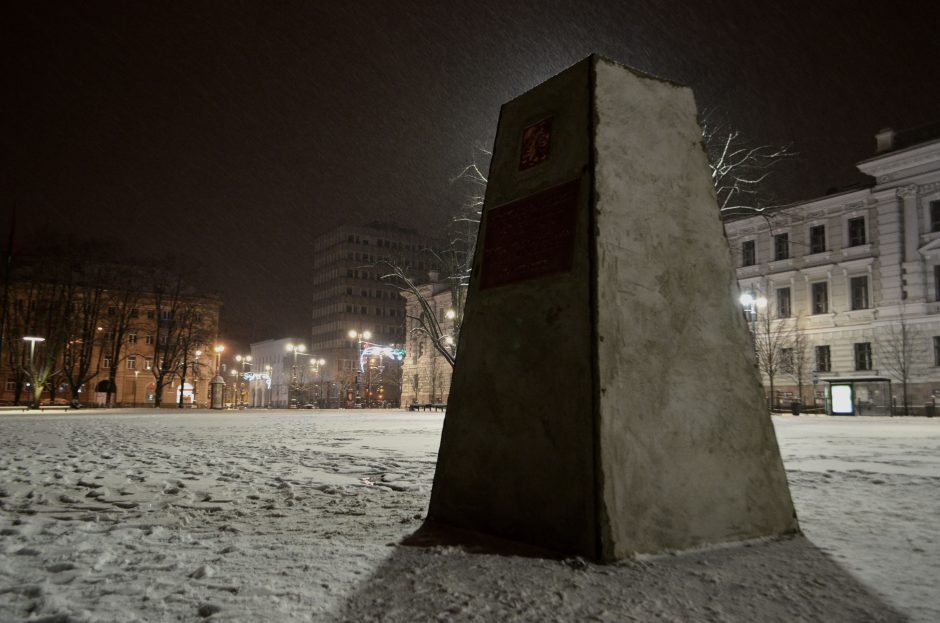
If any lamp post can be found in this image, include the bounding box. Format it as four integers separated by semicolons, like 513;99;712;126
265;364;272;407
740;291;768;409
286;343;306;408
309;357;326;407
191;350;202;408
348;329;371;407
235;354;251;407
22;336;45;408
229;368;239;408
738;292;767;339
210;344;225;410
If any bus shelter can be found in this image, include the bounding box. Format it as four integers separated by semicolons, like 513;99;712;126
826;378;892;416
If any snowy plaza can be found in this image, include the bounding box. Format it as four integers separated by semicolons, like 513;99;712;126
1;409;938;622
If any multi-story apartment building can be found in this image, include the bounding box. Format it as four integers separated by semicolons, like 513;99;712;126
1;260;221;407
400;275;457;406
310;223;441;406
725;127;940;414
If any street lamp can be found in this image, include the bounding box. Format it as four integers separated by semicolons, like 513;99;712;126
739;291;767;336
210;344;225;410
265;364;273;408
309;357;326;407
22;336;45;408
286;343;306;408
348;329;372;406
234;354;252;407
229;368;239;408
191;350;202;407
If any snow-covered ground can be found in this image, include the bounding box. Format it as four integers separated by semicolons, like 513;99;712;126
0;409;936;622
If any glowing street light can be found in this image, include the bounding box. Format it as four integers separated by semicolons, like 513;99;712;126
22;336;46;363
22;336;45;408
285;343;307;407
211;344;226;410
348;330;372;406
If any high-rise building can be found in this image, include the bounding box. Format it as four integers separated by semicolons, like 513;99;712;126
310;222;441;406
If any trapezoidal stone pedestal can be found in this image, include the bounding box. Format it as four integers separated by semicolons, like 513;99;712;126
426;55;798;561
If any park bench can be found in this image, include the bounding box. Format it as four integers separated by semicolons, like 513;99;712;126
0;405;29;412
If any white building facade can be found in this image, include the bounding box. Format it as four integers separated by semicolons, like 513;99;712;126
725;129;940;414
247;337;321;408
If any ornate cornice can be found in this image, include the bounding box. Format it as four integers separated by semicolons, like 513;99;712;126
897;184;918;199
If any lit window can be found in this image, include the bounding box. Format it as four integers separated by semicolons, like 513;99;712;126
127;356;137;370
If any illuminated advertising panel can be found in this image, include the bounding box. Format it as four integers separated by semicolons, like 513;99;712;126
831;384;854;415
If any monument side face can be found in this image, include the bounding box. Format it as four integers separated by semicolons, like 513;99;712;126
427;59;599;556
591;58;798;558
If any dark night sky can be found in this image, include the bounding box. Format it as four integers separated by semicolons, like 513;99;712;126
5;1;939;346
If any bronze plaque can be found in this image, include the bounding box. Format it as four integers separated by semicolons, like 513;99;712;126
480;178;580;290
519;117;552;170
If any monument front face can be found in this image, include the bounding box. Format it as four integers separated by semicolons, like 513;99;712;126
428;56;797;560
428;60;599;556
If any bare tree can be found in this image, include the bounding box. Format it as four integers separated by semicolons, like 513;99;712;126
700;111;796;218
61;264;108;404
100;268;144;406
785;316;812;408
876;307;923;415
149;265;202;408
752;311;793;412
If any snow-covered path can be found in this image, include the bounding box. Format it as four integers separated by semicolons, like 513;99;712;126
0;410;936;622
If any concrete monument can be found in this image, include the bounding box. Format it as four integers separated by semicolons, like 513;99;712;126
426;56;798;560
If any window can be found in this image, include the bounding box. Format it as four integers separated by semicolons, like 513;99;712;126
103;355;112;368
854;342;872;371
774;233;789;261
107;306;116;316
815;345;831;372
935;337;940;366
809;225;826;254
848;217;866;246
147;309;155;320
145;333;154;345
130;308;139;318
935;266;940;301
742;240;756;267
127;356;137;370
811;282;828;314
776;287;791;318
144;358;153;371
779;348;793;373
127;332;138;344
5;377;15;391
850;276;869;310
931;201;940;233
161;310;173;321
